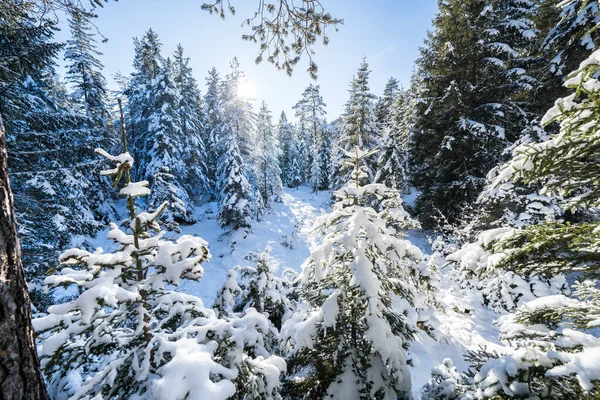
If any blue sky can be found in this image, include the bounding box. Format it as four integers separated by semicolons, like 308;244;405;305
55;0;439;119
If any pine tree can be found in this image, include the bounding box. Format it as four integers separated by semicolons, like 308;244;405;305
276;111;295;186
293;84;327;192
217;124;253;230
331;58;379;189
144;58;195;223
1;6;114;308
410;0;539;227
281;146;424;399
222;57;255;166
203;67;224;196
538;0;600;112
375;88;411;192
286;129;305;189
315;121;334;190
127;29;163;174
215;246;294;331
173;44;210;200
255;101;283;215
375;77;400;126
64;9;109;123
450;45;600;400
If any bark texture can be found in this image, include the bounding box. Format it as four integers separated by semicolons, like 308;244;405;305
0;113;49;400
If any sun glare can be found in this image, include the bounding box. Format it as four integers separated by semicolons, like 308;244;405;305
237;78;257;99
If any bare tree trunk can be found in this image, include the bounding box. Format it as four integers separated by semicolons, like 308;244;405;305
0;113;49;400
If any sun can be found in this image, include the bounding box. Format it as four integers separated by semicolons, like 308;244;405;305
237;78;257;99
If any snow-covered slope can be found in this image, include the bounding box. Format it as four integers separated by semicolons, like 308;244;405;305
178;186;331;305
82;186;506;398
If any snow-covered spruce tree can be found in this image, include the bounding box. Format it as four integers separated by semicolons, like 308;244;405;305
316;121;335;190
331;58;379;190
281;146;425;399
144;58;195;223
173;44;210;200
454;48;600;399
276;111;295;187
255;101;283;214
537;0;600;112
375;77;400;127
215;246;294;331
285;125;307;189
445;227;568;314
64;9;110;123
203;67;225;195
34;132;285;399
293;83;327;192
375;87;412;193
217;123;253;230
127;29;163;171
2;7;114;308
421;358;470;400
221;57;256;167
410;0;539;227
476;124;563;230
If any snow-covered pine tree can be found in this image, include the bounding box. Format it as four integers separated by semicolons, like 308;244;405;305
34;126;285;400
215;246;294;331
293;84;327;192
331;58;379;190
375;87;411;193
255;101;283;214
173;44;210;201
1;5;114;308
127;29;163;173
203;67;225;196
63;9;110;124
315;121;335;190
538;0;600;112
286;129;305;189
276;111;295;186
217;123;253;230
281;146;424;399
410;0;539;227
144;58;195;223
222;57;256;167
375;77;400;126
451;46;600;399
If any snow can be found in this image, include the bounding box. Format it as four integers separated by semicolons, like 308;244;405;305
63;185;536;399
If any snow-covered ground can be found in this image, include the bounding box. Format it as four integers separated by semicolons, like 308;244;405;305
175;186;331;305
83;186;506;398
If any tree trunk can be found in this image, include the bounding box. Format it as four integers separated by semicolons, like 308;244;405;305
0;113;49;400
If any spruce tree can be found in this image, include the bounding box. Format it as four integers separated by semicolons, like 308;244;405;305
276;111;295;186
449;45;600;400
144;58;195;223
173;44;210;200
293;84;327;192
331;58;379;189
538;0;600;112
254;101;283;214
375;88;411;192
410;0;539;227
286;129;305;189
203;67;225;196
1;5;114;308
281;146;424;400
217;124;253;230
375;77;400;126
127;29;163;174
222;57;255;166
64;9;109;123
